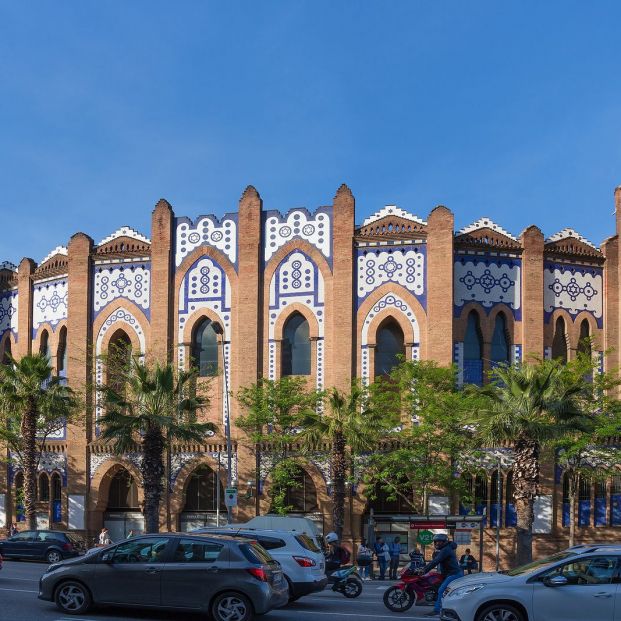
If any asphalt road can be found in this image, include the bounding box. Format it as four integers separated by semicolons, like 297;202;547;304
0;560;437;621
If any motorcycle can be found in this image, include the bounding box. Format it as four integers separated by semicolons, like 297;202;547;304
327;565;363;598
383;567;444;612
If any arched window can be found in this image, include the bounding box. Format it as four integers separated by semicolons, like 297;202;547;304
39;329;51;362
1;337;11;365
464;311;483;386
562;473;570;527
490;470;504;527
595;480;607;526
183;466;225;512
490;313;510;367
281;313;311;376
107;469;139;510
51;472;62;523
505;472;517;527
578;477;592;527
460;473;487;516
283;467;319;513
368;482;415;514
38;472;50;502
14;472;24;522
374;318;405;377
577;319;591;357
192;318;219;377
552;317;568;363
107;330;132;394
57;326;68;377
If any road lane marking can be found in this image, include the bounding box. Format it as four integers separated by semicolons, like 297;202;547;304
280;611;429;620
0;586;38;593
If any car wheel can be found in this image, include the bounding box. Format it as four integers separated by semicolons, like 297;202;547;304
211;591;253;621
54;581;92;615
476;603;525;621
46;550;63;564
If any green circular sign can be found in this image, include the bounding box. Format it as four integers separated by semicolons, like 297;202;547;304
417;530;434;546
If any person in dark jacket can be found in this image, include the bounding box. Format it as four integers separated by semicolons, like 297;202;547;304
418;533;463;617
459;548;477;574
388;536;402;579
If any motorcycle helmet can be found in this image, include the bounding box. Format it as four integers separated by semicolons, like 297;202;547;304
432;533;449;546
325;531;339;544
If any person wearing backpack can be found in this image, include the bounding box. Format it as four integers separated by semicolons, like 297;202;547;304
388;536;402;579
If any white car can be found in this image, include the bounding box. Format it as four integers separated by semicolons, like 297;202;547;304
194;527;327;601
440;544;621;621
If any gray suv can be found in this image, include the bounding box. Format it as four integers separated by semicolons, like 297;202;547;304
38;533;288;621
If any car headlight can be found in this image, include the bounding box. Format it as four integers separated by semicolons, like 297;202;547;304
445;583;487;598
45;563;62;574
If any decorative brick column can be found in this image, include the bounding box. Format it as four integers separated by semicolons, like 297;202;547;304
520;226;544;361
331;184;355;391
150;199;174;364
66;233;93;532
426;206;454;364
16;258;35;359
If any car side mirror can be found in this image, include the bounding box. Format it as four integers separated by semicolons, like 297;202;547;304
544;575;568;587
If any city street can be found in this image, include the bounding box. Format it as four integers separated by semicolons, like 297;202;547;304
0;561;435;621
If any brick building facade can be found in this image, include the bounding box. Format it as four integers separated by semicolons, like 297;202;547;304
1;184;620;565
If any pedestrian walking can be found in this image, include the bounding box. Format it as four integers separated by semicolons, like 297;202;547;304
356;539;373;580
374;536;389;580
388;536;402;580
459;548;478;574
98;527;112;546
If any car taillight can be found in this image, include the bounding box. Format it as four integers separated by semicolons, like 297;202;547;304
293;556;316;567
62;543;72;551
246;567;269;582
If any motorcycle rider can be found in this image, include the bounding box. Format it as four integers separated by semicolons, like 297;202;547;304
325;531;351;572
417;533;463;617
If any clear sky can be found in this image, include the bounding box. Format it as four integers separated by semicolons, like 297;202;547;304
1;1;621;264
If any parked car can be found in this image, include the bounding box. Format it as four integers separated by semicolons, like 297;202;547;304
194;527;327;601
440;544;621;621
38;532;289;620
240;515;324;551
0;530;84;563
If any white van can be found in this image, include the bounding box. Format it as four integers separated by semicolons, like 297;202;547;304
241;515;324;551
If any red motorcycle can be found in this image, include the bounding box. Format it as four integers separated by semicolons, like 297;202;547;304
383;567;444;612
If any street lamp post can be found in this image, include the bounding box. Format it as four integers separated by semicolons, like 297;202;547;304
212;321;233;524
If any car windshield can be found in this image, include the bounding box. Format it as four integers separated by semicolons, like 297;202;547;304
506;551;577;576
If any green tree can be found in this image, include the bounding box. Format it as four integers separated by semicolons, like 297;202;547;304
98;360;215;533
236;377;321;514
472;359;594;565
299;383;394;538
554;351;621;547
0;354;80;530
364;361;479;514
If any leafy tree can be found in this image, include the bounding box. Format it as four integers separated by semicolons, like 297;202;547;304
299;383;394;538
98;360;215;533
554;350;621;547
472;359;594;565
236;377;321;513
0;354;80;530
363;361;480;514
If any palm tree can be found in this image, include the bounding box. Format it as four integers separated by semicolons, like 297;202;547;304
472;360;592;565
299;383;392;538
0;354;79;530
98;361;215;533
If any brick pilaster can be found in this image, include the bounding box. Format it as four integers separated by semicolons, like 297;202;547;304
426;206;454;365
16;258;35;359
66;233;93;502
331;184;355;391
150;199;174;364
520;226;544;361
602;235;619;378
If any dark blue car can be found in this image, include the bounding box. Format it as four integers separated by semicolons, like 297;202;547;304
0;530;84;563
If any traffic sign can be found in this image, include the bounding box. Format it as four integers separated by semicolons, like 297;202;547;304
416;529;434;546
224;487;238;508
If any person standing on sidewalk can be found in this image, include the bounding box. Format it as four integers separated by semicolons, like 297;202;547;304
374;536;389;580
356;539;373;580
388;536;402;579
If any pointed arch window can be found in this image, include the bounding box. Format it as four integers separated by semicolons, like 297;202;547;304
577;319;592;357
505;472;517;527
38;472;50;502
282;313;311;376
39;329;51;363
1;338;10;365
374;318;405;377
464;311;483;386
490;313;510;367
184;465;225;512
107;469;139;510
107;329;132;394
51;472;62;522
283;467;319;513
192;318;218;377
57;326;68;378
552;317;568;363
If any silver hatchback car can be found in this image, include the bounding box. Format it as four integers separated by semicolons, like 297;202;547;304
38;532;288;621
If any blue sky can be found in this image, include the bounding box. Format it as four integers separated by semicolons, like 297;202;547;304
1;1;621;264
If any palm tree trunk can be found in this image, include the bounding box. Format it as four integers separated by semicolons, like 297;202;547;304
332;432;346;539
21;404;38;531
568;473;577;548
142;427;165;533
513;436;540;565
